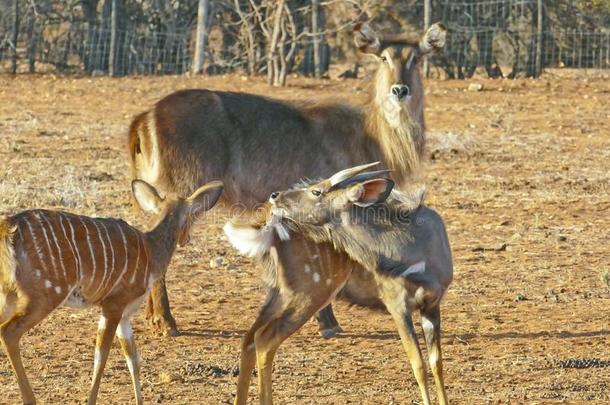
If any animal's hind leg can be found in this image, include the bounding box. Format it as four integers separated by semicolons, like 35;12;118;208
234;292;282;405
1;295;61;405
145;277;179;337
315;303;343;339
422;305;448;405
255;296;330;405
117;318;143;405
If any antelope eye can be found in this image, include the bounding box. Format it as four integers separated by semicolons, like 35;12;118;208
380;55;387;63
311;189;322;197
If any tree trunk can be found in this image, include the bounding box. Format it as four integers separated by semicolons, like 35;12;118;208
424;0;431;78
109;0;118;76
11;0;20;74
312;0;320;78
535;0;543;77
26;14;36;73
81;0;99;73
192;0;210;74
267;0;285;85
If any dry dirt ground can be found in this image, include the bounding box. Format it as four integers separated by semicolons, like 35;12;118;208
0;71;609;405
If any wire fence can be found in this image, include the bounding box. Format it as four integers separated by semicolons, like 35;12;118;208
0;1;608;77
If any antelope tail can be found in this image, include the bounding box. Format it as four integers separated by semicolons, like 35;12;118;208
0;218;18;322
127;111;149;181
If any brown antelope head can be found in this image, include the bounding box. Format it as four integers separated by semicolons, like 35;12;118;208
268;162;395;227
132;179;224;247
355;22;446;126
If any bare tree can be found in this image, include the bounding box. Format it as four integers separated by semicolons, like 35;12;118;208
192;0;210;74
11;0;19;74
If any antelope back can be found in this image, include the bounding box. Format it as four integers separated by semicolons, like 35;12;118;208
9;210;152;305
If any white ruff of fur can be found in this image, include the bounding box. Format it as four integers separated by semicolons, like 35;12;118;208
223;219;290;258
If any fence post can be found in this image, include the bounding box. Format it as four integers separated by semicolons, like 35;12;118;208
192;0;210;74
424;0;431;78
535;0;543;77
109;0;117;76
11;0;20;74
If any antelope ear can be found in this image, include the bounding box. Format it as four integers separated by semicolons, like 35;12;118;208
347;179;394;207
132;180;164;214
354;23;382;55
187;180;224;217
419;23;447;56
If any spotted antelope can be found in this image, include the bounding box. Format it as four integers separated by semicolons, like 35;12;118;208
225;163;452;405
0;180;223;405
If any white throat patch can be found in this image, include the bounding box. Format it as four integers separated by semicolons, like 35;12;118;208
223;219;290;258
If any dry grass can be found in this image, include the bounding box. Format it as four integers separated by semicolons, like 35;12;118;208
0;73;609;404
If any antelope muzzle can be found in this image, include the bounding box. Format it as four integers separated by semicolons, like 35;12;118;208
390;84;410;102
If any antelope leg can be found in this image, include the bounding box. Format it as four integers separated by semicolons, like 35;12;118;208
88;314;120;405
145;277;179;337
422;306;448;405
315;303;343;339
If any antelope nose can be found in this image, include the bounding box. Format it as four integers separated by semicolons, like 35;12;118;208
269;191;280;201
391;85;410;101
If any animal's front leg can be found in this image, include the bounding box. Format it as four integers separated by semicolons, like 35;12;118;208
145;277;179;336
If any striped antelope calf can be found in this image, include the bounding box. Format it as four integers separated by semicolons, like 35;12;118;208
0;180;223;405
224;163;452;405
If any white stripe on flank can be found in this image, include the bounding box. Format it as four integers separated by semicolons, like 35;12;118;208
90;220;109;299
139;232;150;284
62;214;84;282
23;217;49;276
78;217;96;287
106;222;130;296
40;214;68;284
129;227;141;284
58;214;79;282
34;213;59;281
96;221;116;298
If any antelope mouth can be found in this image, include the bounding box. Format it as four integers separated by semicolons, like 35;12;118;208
388;92;411;105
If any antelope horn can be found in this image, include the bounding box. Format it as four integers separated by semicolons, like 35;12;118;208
328;162;381;186
333;169;393;189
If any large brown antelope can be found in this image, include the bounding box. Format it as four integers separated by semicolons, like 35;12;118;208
224;163;453;405
0;180;223;405
128;23;447;337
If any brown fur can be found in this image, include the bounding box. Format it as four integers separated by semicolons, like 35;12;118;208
128;23;446;336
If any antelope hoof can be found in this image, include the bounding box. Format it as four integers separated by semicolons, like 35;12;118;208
148;316;180;337
319;325;343;339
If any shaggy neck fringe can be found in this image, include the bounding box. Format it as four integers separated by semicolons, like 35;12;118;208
286;193;421;273
365;71;425;186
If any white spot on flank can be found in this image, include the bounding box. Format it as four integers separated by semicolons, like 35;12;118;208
54;286;62;294
35;270;41;278
313;272;320;283
44;280;52;288
304;265;311;274
400;261;426;278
